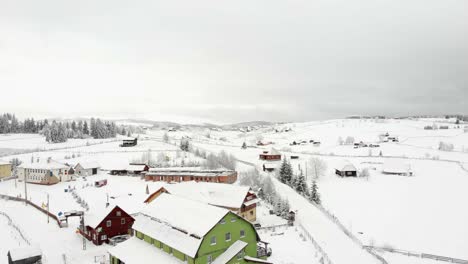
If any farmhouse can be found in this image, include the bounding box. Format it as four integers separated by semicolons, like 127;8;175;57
7;246;42;264
74;161;100;176
143;167;238;184
0;160;12;178
17;158;74;185
120;138;138;147
80;205;135;246
144;182;259;222
334;160;357;177
109;193;270;264
259;148;281;161
382;160;413;176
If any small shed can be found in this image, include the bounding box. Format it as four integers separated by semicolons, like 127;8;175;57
382;160;413;176
7;246;42;264
126;163;149;175
75;161;100;176
262;163;277;172
335;161;357;177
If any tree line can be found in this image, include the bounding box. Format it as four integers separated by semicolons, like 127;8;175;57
0;113;129;143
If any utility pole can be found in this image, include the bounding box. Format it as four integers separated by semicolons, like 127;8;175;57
47;193;50;224
24;169;28;206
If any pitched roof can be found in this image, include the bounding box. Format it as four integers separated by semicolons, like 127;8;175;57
145;169;235;178
8;246;42;261
18;159;69;170
334;160;357;172
141;193;229;238
75;161;100;169
212;240;247;264
157;181;250;209
126;164;147;172
108;237;183;264
85;205;134;229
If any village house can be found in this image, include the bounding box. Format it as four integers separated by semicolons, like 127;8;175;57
259;148;281;161
17;158;74;185
109;193;271;264
142;167;238;184
74;161;100;176
144;182;259;222
80;205;135;246
0;160;12;178
382;160;413;176
334;160;358;177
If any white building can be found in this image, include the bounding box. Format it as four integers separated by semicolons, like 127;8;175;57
18;158;73;185
74;161;100;176
382;160;413;176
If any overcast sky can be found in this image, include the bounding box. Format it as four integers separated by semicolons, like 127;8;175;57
0;0;467;124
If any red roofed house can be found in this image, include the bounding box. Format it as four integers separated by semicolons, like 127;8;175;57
79;205;135;245
259;148;281;161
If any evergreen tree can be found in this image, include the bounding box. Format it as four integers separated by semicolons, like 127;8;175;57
278;159;293;184
241;142;247;149
83;121;90;135
295;171;307;195
310;180;321;205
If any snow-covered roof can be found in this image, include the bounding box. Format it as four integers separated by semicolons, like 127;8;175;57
160;181;250;209
8;246;42;261
244;256;273;263
212;240;247;264
75;161;100;169
108;237;183;264
263;163;277;169
261;148;280;155
334;160;357;172
132;213;202;258
126;164;147;172
382;160;412;174
135;193;229;257
18;159;69;170
85;204;136;229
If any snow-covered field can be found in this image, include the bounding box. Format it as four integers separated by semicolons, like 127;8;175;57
0;118;467;264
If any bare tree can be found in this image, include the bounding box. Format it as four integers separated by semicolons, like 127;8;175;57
307;157;328;179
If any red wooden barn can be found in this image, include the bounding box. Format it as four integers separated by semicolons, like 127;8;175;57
80;205;135;245
259;148;281;161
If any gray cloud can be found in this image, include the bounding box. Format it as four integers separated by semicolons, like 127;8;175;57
0;0;467;123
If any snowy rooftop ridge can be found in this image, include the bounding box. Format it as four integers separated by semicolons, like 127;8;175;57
212;240;247;264
160;181;251;209
75;161;100;169
18;159;69;170
140;193;229;238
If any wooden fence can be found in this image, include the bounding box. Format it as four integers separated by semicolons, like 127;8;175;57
364;246;468;264
0;194;63;227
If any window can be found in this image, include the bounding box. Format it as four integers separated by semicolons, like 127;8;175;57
250;211;254;216
240;230;245;238
210;236;216;245
101;235;107;240
121;218;126;225
106;220;112;227
207;255;213;264
225;232;231;241
169;247;173;254
220;219;226;225
231;217;236;222
116;211;121;216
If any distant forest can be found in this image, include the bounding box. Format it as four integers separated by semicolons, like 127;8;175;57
0;113;133;143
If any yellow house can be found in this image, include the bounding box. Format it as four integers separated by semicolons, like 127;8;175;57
0;161;12;178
